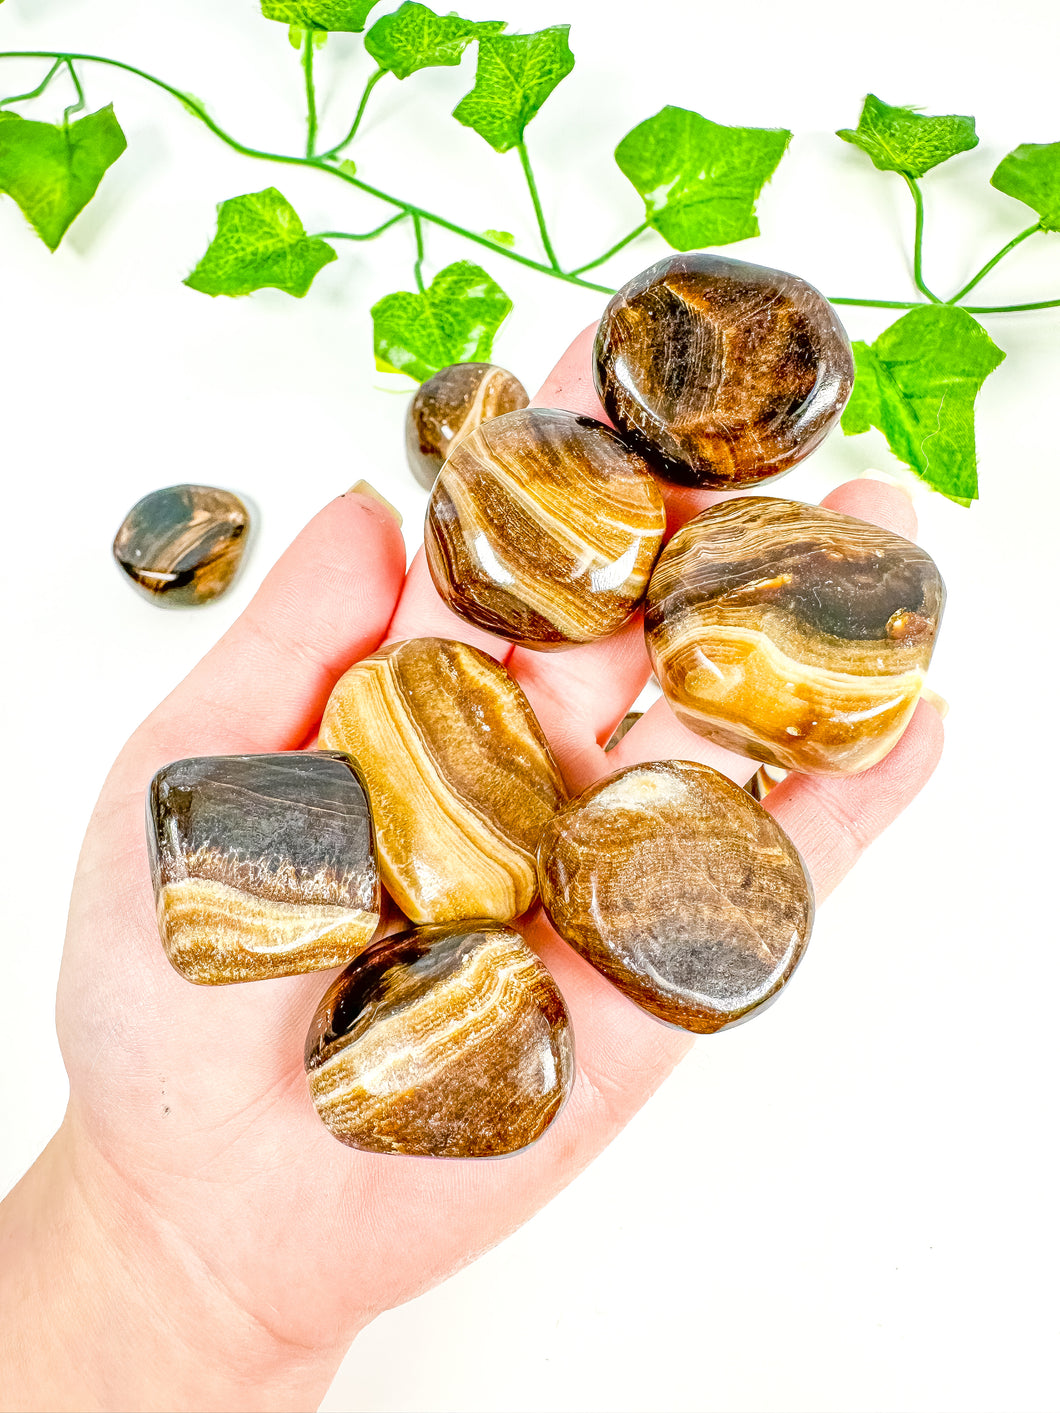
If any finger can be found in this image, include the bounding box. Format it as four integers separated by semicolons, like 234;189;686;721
530;323;605;418
135;492;406;760
765;697;944;902
820;475;918;541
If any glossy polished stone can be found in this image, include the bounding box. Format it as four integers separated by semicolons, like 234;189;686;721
425;409;666;650
318;637;566;924
113;484;249;605
645;497;945;775
406;362;529;490
305;921;574;1157
538;760;813;1033
147;752;380;984
593;253;854;488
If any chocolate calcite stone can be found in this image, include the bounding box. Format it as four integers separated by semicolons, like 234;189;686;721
318;637;566;925
645;497;945;775
147;752;380;984
305;921;574;1157
425;409;666;650
538;760;813;1034
113;484;249;605
593;253;854;488
406;361;529;490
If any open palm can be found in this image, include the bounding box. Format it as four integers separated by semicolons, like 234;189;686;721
50;328;943;1411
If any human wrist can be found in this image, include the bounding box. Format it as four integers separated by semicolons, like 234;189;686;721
0;1119;351;1412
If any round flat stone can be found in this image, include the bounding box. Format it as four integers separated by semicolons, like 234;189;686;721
318;637;566;924
537;760;813;1033
305;921;574;1158
645;496;946;775
593;253;854;488
112;483;249;605
406;361;529;490
425;408;665;650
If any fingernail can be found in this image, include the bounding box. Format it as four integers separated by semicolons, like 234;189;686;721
922;687;949;719
346;479;402;527
860;468;915;503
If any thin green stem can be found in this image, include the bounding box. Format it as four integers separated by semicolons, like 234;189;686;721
904;174;941;304
320;67;384;159
517;141;561;271
412;212;426;293
314;213;407;241
0;56;64;108
947;223;1042;304
569;222;649;276
962;298;1060;313
62;58;85;123
828;296;925;309
302;30;317;158
0;50;611;295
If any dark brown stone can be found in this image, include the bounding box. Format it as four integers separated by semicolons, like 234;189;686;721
112;484;249;605
537;759;813;1033
593;253;854;488
406;362;528;490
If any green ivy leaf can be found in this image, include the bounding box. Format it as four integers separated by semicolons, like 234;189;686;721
184;188;337;298
0;105;126;251
837;94;978;178
260;0;380;32
371;259;511;380
991;143;1060;230
614;106;791;249
842;305;1004;503
365;3;505;80
453;26;574;154
483;228;514;246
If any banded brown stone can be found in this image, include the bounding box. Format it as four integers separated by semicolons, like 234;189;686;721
318;637;566;924
425;408;665;650
147;752;380;984
305;921;574;1158
645;497;945;775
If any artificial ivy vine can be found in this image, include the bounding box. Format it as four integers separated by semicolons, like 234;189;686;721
2;4;1058;503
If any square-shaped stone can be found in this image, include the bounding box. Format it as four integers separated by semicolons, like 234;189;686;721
147;752;380;984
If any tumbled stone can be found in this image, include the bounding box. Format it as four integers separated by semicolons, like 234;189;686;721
537;760;813;1033
147;752;380;984
645;497;945;775
593;253;854;488
318;637;565;924
305;921;574;1157
406;361;529;490
425;408;665;650
113;484;249;605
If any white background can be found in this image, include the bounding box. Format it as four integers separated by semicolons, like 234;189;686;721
1;1;1058;1410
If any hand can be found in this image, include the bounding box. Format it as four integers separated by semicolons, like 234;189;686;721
0;329;943;1413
